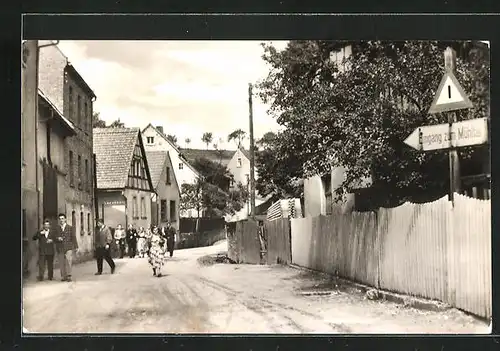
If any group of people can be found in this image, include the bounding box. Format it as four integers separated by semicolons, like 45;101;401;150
32;213;78;282
33;216;178;281
94;221;177;277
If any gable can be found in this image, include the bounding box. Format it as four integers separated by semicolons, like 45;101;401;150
126;133;155;192
142;124;202;179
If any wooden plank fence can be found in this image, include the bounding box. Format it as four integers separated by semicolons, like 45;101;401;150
227;220;261;264
265;218;291;264
290;194;492;319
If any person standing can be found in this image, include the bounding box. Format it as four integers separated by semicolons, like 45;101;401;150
114;224;126;259
32;219;56;281
136;227;147;258
148;226;166;277
55;213;78;282
95;219;116;275
126;224;138;258
165;222;176;258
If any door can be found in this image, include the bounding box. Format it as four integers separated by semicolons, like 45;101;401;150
42;161;58;220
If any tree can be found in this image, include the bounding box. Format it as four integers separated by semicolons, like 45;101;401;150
180;180;204;218
258;40;490;206
92;112;107;128
228;129;247;148
166;134;178;146
185;138;191;148
181;156;249;217
108;118;125;128
201;132;213;150
255;131;304;199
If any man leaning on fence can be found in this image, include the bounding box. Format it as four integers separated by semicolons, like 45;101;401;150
55;213;78;282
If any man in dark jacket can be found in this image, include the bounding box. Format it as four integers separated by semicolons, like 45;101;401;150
165;222;176;257
55;213;78;282
95;219;116;275
32;219;56;281
126;224;138;258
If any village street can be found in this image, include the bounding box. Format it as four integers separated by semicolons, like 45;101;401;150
22;241;487;334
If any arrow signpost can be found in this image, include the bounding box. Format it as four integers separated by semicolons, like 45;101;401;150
403;47;488;204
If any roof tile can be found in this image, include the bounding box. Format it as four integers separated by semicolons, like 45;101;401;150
93;128;140;189
145;150;169;188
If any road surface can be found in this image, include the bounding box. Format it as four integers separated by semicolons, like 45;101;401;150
23;241;488;334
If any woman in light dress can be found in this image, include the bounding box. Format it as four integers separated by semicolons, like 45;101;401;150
148;226;167;277
136;226;147;258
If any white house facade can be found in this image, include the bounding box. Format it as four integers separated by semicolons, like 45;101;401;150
142;124;201;217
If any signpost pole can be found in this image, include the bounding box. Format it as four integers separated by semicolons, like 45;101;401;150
444;47;461;204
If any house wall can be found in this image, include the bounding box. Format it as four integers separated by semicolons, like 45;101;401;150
125;188;153;229
227;149;259;187
142;126;199;188
154;156;181;230
22;40;40;277
62;65;95;253
303;166;358;217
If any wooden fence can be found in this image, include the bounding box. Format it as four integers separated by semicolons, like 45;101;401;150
291;194;492;319
265;218;292;265
227;220;261;264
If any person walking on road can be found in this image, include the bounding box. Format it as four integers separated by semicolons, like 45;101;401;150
32;219;56;281
148;226;166;277
55;213;78;282
114;224;126;259
164;222;176;258
95;219;116;275
137;226;147;258
126;224;138;258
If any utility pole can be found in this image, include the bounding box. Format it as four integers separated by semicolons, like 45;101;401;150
248;83;256;218
444;47;461;204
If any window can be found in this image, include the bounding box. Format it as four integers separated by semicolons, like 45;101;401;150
84;101;88;132
88;102;92;131
85;159;89;192
179;163;183;170
169;200;176;222
160;200;167;222
237;158;242;168
230;179;235;188
69;151;74;187
80;211;84;236
166;167;171;185
68;86;74;120
132;196;138;219
77;95;81;127
78;155;82;190
140;197;147;219
146;136;154;144
87;213;91;235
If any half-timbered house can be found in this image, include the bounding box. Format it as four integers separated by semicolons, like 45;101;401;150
93;128;155;229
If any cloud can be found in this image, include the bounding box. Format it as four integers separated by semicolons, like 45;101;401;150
57;40;288;149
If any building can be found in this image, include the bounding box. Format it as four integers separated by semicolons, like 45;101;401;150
145;151;181;230
94;128;155;229
21;40;39;277
302;40;490;216
37;89;77;224
38;42;97;255
226;147;258;189
142;124;201;217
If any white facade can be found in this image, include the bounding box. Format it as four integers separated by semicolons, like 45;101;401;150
227;148;258;187
142;124;200;217
142;124;200;190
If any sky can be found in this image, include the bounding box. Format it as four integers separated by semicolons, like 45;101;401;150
57;40;289;150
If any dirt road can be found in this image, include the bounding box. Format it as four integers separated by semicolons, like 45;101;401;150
22;241;488;334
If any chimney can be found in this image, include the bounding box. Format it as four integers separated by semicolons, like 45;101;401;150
156;126;164;135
